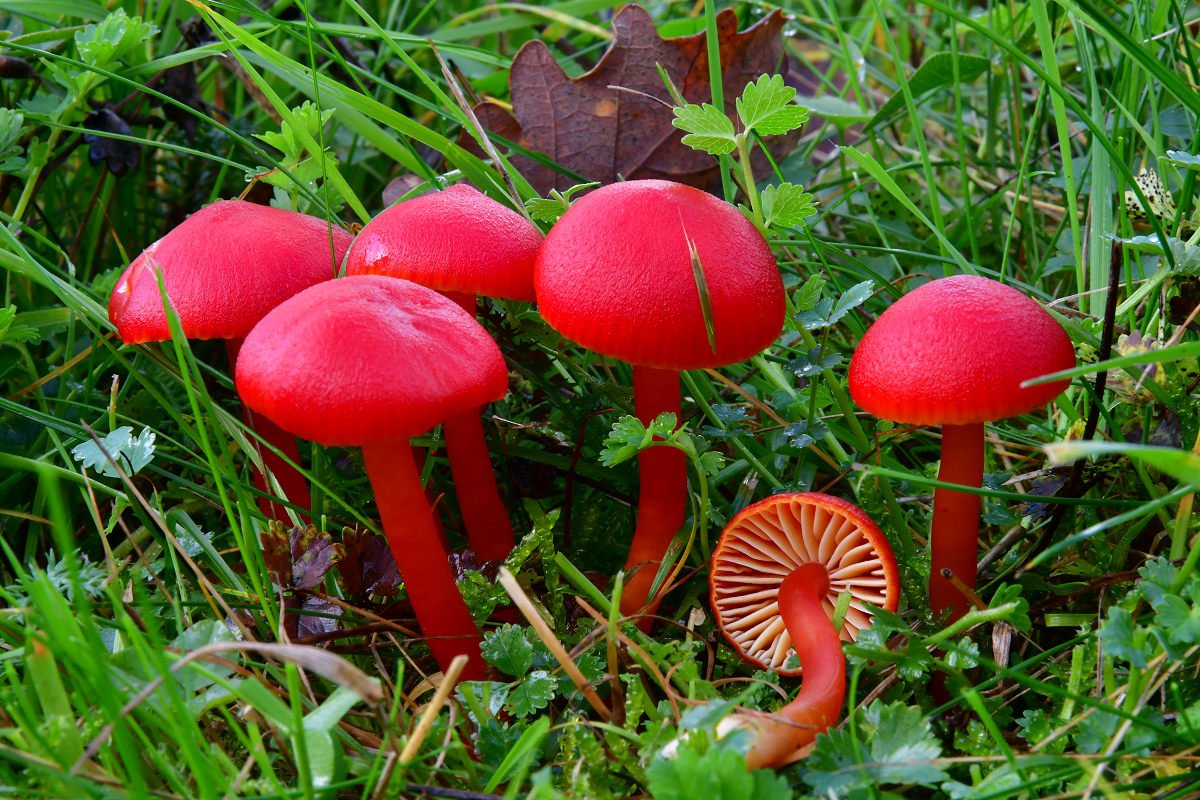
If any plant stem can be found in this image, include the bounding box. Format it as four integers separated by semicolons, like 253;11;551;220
360;441;485;680
930;423;985;622
620;365;686;624
735;134;764;228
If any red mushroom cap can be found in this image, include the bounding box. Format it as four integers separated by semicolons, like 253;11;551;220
534;180;784;370
710;492;900;676
234;275;508;447
108;200;353;343
848;275;1075;425
344;184;543;302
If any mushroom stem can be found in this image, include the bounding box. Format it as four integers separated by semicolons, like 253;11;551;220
443;408;515;561
438;291;516;562
733;563;846;769
621;365;687;623
226;338;311;520
360;441;486;681
930;422;984;622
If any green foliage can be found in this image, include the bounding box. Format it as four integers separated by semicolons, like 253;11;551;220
804;702;947;793
647;744;792;800
69;426;156;478
673;72;815;233
3;1;1200;797
254;101;340;212
794;280;875;330
525;182;599;224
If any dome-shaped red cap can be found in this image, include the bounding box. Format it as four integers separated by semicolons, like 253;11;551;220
235;275;508;447
108;200;353;344
344;184;542;302
848;275;1075;425
534;180;784;370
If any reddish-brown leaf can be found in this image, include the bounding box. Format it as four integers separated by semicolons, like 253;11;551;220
338;527;401;599
260;522;343;591
465;4;798;194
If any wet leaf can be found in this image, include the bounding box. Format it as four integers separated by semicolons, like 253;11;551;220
337;527;400;598
83;107;139;176
260;523;343;591
71;426;156;478
467;5;798;193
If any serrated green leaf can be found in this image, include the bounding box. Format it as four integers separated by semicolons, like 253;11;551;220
1150;590;1200;645
71;427;156;478
671;103;737;155
988;583;1031;632
1099;607;1148;666
506;670;556;717
805;701;946;793
698;450;726;476
736;74;809;136
481;624;535;677
600;415;650;467
0;306;39;344
793;275;826;312
646;412;679;440
865;702;947;785
525;197;567;224
830;280;875;323
75;9;155;69
648;744;791;800
760;182;817;230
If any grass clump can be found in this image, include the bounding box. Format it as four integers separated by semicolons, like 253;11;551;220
1;0;1199;798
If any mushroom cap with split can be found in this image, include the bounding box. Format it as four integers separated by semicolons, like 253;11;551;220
710;492;900;676
345;184;543;301
535;179;784;370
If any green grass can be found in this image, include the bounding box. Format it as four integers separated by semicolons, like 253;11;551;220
2;0;1200;797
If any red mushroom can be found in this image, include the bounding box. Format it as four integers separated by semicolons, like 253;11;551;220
235;275;506;679
108;200;352;519
345;184;543;562
848;275;1074;621
536;180;784;621
709;492;900;768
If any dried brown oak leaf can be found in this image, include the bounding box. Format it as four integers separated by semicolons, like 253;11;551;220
466;4;798;194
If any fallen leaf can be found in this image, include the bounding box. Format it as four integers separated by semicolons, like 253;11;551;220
83;106;140;176
297;595;343;639
466;4;798;193
337;527;400;599
260;523;343;591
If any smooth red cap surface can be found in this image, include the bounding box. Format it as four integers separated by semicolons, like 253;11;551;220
848;275;1075;425
710;492;900;676
109;200;353;343
344;184;542;301
534;180;784;369
235;276;508;447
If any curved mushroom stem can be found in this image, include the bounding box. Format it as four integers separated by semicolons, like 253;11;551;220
929;422;984;622
360;441;486;681
620;365;686;625
440;291;516;562
227;338;311;520
733;563;846;769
